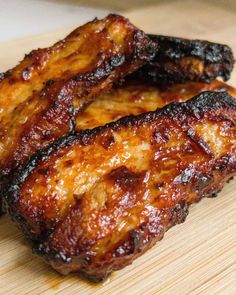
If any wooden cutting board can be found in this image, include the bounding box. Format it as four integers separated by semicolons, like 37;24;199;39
0;1;235;294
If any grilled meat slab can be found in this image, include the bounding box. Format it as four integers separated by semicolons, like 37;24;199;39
0;17;234;181
132;35;234;84
76;80;236;130
0;14;156;197
5;91;236;281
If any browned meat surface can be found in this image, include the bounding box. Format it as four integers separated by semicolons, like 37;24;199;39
132;35;234;84
0;14;156;206
5;91;236;281
76;80;236;130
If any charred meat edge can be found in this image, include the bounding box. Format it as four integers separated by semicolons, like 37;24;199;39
131;34;235;84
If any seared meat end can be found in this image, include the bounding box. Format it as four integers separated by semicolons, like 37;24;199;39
132;35;234;84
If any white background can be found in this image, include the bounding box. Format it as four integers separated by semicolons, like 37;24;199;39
0;0;109;41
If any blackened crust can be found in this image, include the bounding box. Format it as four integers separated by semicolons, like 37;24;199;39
131;35;235;84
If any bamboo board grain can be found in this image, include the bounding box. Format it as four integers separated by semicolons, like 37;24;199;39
0;1;235;294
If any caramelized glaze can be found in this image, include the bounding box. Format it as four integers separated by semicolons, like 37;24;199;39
6;91;236;281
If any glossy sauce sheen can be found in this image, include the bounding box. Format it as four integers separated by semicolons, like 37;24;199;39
76;80;236;130
7;91;236;281
0;14;156;177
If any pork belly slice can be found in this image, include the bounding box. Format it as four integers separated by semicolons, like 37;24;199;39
5;91;236;281
0;14;156;211
76;80;236;130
